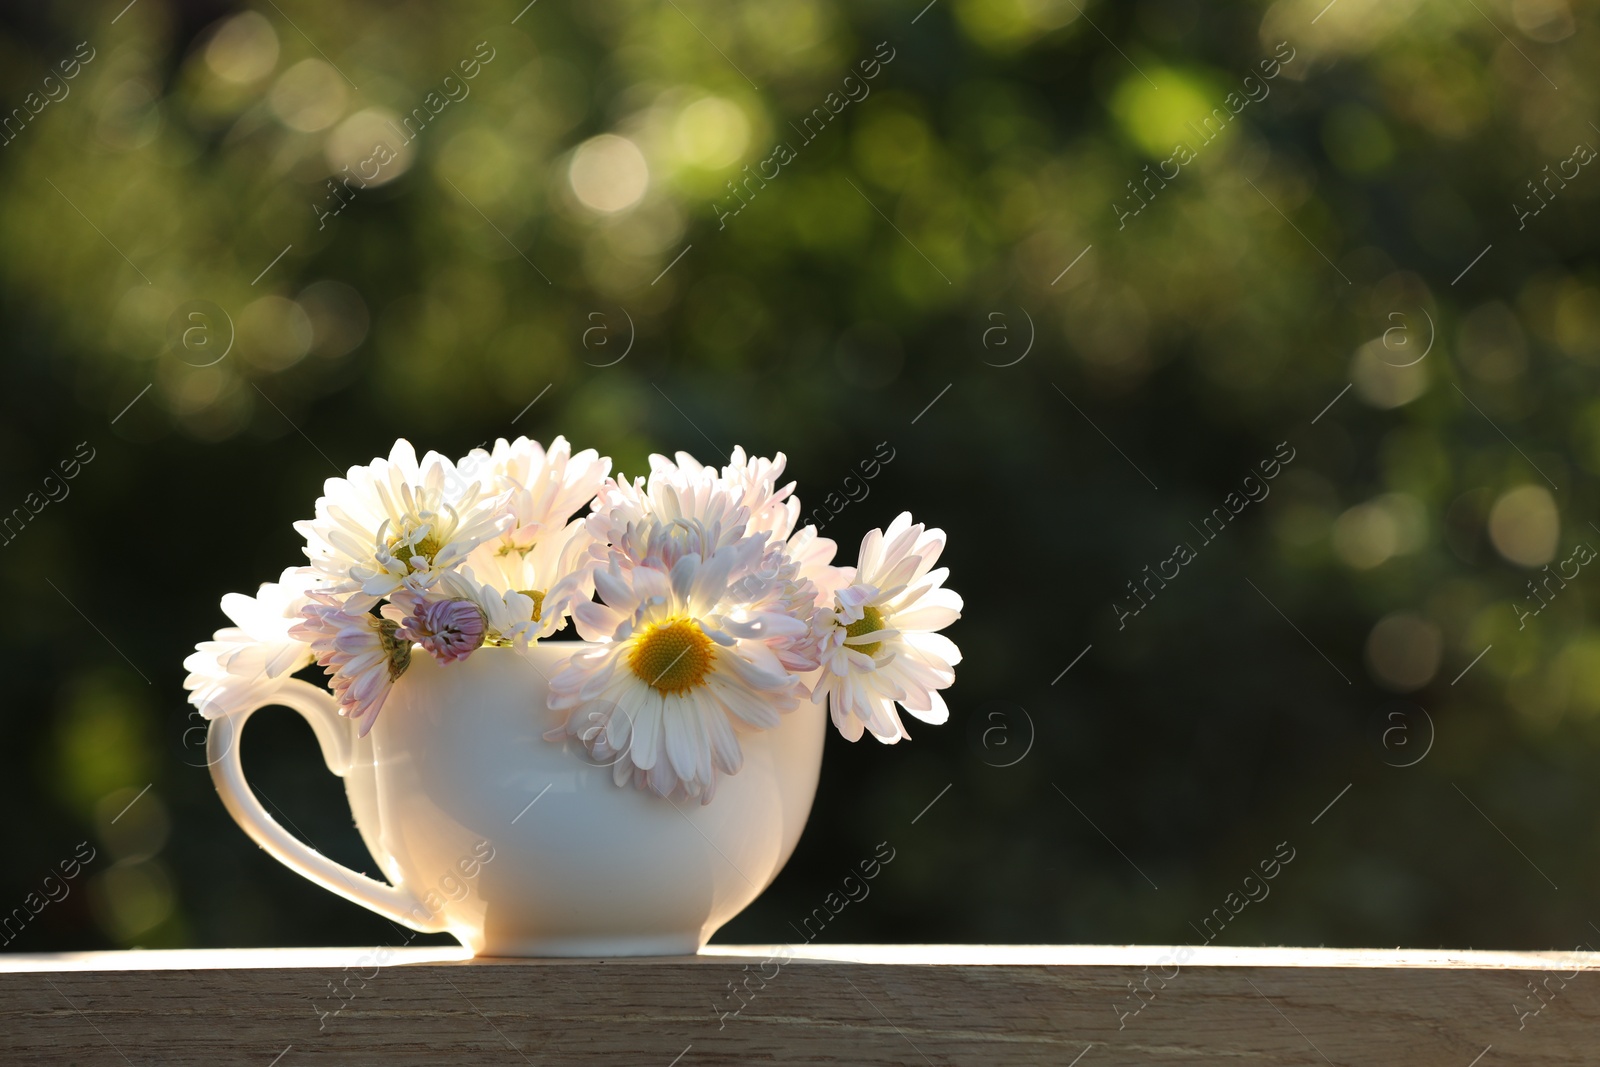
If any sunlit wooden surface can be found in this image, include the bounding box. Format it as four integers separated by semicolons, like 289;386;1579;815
3;945;1592;1065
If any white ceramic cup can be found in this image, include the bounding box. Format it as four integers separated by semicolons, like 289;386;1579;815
207;642;825;956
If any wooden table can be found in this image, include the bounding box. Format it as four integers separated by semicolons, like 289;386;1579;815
2;944;1593;1064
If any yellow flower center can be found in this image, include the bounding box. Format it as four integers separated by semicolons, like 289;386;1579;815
844;604;886;656
628;618;715;694
516;589;546;622
389;528;443;570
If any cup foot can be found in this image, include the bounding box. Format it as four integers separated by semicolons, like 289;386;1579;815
474;932;704;958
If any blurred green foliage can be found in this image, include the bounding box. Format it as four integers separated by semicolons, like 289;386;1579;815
3;0;1600;955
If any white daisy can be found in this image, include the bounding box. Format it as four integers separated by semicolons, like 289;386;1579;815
668;448;853;606
290;593;413;734
778;522;852;607
724;534;829;674
589;448;845;662
546;530;805;803
475;435;611;540
462;436;607;638
184;568;322;718
295;439;510;613
588;472;750;564
815;512;962;743
468;515;601;637
650;447;800;542
598;447;836;557
605;498;824;674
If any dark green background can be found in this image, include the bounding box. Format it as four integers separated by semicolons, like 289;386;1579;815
2;0;1597;956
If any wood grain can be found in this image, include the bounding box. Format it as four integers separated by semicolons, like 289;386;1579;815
1;945;1593;1065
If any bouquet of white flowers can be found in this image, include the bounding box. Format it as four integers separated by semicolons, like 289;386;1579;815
185;438;962;803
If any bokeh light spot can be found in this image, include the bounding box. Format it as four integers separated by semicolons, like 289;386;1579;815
326;109;414;188
1111;69;1219;159
269;59;348;133
1365;612;1443;691
1352;337;1429;408
673;97;750;170
1488;485;1559;567
569;134;650;214
955;0;1080;51
203;12;280;85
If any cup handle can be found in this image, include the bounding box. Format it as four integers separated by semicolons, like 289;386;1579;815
207;679;449;934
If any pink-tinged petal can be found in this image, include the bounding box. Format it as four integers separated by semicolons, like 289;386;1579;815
838;676;876;735
572;601;625;642
842;646;881;671
264;643;311;679
344;589;383;614
829;687;865;741
703;703;743;775
610;759;633;789
706;674;784;729
602;691;640;756
864;699;907;742
577;660;626;702
901;686;949;725
747;611;810;636
663;702;699;783
631;563;673;604
645;760;679;800
908;529;946;575
715;648;793;693
855;526;885;582
668;552;700;603
889;601;961;633
893;664;952;705
353;689;391;736
333;631;378;654
593;565;634;609
689;701;714;790
888;571;957;612
631;695;663;770
873;551;925;596
836;582;877;616
903;630;963;669
690;542;741;611
879;522;924;574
